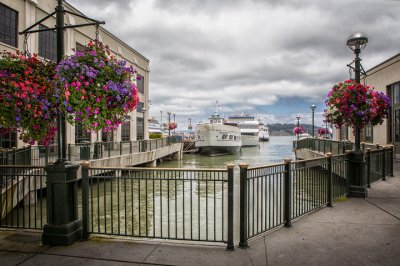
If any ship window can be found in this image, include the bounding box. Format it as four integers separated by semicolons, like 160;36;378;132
229;135;233;140
222;134;227;140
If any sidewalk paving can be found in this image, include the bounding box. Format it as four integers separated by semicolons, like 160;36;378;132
1;165;400;266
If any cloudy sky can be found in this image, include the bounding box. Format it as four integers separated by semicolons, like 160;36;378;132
68;0;400;129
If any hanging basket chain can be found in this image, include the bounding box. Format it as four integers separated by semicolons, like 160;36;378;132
95;25;100;43
23;33;31;58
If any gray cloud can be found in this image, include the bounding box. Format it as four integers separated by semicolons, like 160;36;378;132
67;0;400;127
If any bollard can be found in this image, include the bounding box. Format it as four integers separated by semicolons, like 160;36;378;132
239;163;249;248
226;164;235;251
326;153;333;207
283;158;292;227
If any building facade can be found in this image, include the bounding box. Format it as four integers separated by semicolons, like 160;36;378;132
363;53;400;153
0;0;150;149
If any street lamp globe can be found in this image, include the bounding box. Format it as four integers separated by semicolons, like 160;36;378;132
346;32;368;51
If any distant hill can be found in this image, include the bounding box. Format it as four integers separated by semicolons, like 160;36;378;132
267;123;322;136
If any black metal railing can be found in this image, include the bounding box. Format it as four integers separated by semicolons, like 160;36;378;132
0;149;392;249
366;147;394;186
294;138;390;155
0;165;47;229
0;136;181;166
1;145;58;167
81;163;235;249
69;136;182;161
239;154;349;247
241;163;285;241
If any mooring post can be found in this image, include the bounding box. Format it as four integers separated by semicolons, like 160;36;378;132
239;163;249;248
283;158;292;227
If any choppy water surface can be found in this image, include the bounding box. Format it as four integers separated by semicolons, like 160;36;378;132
160;136;295;169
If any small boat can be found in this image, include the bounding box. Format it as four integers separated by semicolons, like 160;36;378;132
195;112;242;156
258;121;270;141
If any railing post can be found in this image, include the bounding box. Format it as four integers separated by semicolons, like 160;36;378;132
366;148;371;188
390;145;394;177
239;163;249;248
226;164;235;251
326;153;333;207
120;141;123;156
81;161;90;240
283;158;292;227
382;146;386;181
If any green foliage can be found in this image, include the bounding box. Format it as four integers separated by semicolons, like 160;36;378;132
149;132;163;139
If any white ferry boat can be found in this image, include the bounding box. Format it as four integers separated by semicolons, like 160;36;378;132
258;121;270;141
227;115;259;147
195;112;242;156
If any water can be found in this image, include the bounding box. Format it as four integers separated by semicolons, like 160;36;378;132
160;136;296;168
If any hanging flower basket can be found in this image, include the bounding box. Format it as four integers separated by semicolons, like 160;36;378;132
293;126;304;134
56;41;139;133
0;51;57;146
168;122;177;130
324;80;391;130
317;128;328;136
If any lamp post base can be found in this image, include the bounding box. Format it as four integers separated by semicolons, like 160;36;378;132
43;161;82;245
42;219;82;246
348;150;367;198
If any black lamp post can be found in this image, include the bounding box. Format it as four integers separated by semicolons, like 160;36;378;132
188;117;192;138
346;32;368;198
173;113;176;134
347;32;368;151
20;0;105;245
296;115;300;140
167;112;171;137
311;105;316;137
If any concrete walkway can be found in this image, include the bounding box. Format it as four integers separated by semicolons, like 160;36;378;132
1;164;400;266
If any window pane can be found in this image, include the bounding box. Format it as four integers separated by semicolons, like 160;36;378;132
393;84;400;104
121;116;131;141
75;123;91;143
137;74;144;94
137;117;144;140
39;24;57;61
0;4;17;47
